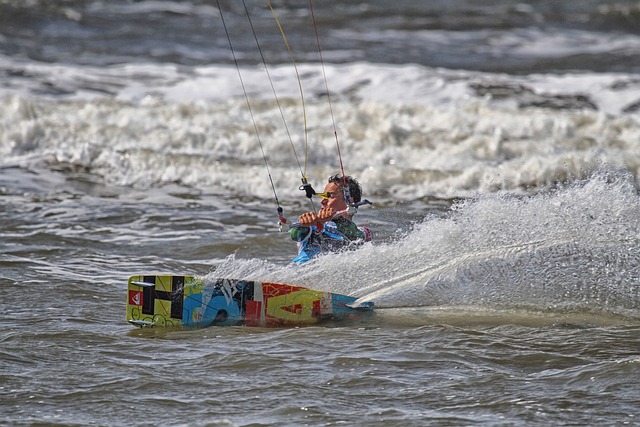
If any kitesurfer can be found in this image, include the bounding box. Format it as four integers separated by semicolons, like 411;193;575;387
290;174;372;263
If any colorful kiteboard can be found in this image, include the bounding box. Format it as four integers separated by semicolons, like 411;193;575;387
126;275;374;328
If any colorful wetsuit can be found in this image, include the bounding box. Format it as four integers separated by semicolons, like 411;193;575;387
290;216;372;264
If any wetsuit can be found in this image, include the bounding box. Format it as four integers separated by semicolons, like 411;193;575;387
290;216;372;264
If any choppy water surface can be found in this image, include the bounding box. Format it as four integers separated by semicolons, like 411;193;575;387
2;1;640;426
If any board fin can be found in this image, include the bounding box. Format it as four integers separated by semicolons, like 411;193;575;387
346;301;374;310
130;281;156;288
129;320;156;327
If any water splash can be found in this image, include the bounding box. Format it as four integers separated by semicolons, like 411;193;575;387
219;171;640;319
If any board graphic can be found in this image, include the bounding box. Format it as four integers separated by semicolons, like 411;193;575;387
126;275;373;328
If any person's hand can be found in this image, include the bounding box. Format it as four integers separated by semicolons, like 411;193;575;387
316;207;335;223
298;207;335;226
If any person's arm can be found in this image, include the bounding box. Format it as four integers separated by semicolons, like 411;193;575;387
291;208;335;241
290;225;312;242
334;217;366;241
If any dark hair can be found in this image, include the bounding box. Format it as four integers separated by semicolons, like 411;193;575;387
328;174;362;203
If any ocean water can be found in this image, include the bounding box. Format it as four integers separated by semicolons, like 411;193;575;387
2;1;640;425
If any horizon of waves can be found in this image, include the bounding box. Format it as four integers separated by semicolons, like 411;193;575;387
212;171;640;322
3;90;640;201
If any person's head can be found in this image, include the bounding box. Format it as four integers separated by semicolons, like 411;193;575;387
328;174;362;203
319;174;362;211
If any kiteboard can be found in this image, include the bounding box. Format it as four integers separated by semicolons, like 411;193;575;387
126;275;373;328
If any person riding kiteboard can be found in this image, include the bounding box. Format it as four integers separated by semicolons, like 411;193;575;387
290;174;372;263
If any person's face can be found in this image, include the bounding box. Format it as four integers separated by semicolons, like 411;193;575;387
320;182;348;211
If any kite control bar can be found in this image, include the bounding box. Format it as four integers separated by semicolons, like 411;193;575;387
289;199;373;231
